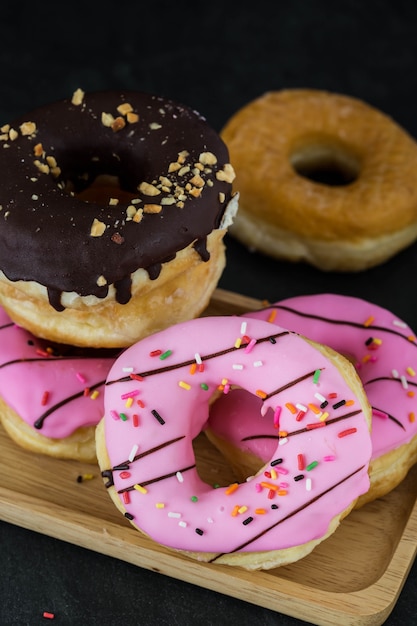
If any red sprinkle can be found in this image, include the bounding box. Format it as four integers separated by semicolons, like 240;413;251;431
133;414;139;427
297;454;305;470
43;612;55;620
150;349;162;357
306;422;326;430
41;391;49;406
83;387;90;397
296;410;306;422
122;491;130;504
338;427;357;438
130;373;144;381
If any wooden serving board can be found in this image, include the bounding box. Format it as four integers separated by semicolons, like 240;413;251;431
0;288;416;626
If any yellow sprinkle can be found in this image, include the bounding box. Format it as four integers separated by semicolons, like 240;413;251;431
267;309;277;323
234;337;242;348
363;315;375;327
225;482;239;495
308;403;321;414
409;412;415;423
255;508;267;515
270;468;277;480
155;502;165;509
178;381;191;390
319;411;329;422
231;504;240;517
125;397;133;408
221;378;228;386
90;390;99;400
372;338;382;345
238;505;248;514
285;402;297;414
81;473;94;481
134;484;148;494
407;366;416;377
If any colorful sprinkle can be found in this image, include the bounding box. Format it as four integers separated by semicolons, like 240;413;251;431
338;427;357;438
159;349;173;360
151;409;165;424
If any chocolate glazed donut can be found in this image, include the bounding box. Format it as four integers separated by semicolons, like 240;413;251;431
0;89;237;347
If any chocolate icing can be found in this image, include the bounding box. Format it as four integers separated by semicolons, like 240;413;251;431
0;90;234;309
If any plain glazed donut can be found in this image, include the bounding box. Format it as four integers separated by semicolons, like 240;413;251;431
208;295;417;507
0;89;238;348
221;89;417;271
0;305;115;462
96;315;372;570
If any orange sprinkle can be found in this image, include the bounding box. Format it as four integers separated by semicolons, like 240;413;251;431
409;336;416;342
279;430;288;437
285;402;297;414
407;391;415;398
362;354;371;363
255;508;267;515
308;403;321;414
345;399;355;406
277;489;288;496
231;504;240;516
256;389;267;399
189;362;197;375
409;412;415;423
363;315;375;327
260;481;278;491
225;482;239;495
267;309;277;323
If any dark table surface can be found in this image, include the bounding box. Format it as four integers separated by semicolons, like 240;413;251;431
1;1;417;624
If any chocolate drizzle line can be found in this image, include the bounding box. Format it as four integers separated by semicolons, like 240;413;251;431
208;464;366;562
102;435;186;488
34;379;106;429
106;331;289;386
241;410;362;442
266;304;417;347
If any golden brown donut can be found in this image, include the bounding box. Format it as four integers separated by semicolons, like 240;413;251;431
221;89;417;271
0;89;238;348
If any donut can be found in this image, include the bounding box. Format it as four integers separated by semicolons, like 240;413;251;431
95;315;372;570
221;89;417;271
0;88;238;348
0;304;115;462
207;295;417;507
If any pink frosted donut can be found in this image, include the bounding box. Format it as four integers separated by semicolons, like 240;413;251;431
96;315;372;570
208;295;417;507
0;305;115;462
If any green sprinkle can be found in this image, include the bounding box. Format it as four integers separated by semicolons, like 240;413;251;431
306;460;319;471
159;349;172;360
191;495;198;502
200;383;209;391
119;413;128;421
313;369;321;384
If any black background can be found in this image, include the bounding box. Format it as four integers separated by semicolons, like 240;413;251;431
1;1;417;624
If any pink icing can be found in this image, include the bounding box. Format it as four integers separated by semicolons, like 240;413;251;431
239;294;417;462
0;306;115;439
101;315;371;557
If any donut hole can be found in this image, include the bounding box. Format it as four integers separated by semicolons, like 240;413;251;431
290;137;361;186
58;149;140;203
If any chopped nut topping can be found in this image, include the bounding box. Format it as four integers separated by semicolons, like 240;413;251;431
216;163;236;183
178;166;190;176
143;204;162;214
117;102;133;116
133;208;144;222
127;112;139;124
101;112;115;128
126;205;137;218
46;155;58;168
72;88;85;106
90;218;106;237
177;150;189;163
96;275;107;286
188;187;202;198
33;143;44;157
1;124;10;133
219;192;225;203
111;116;126;132
20;121;36;136
138;181;161;196
199;151;217;166
149;122;162;130
34;160;50;174
111;232;124;244
50;167;61;178
109;198;119;206
9;128;18;141
189;174;204;188
161;196;176;205
168;162;181;173
31;194;39;200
